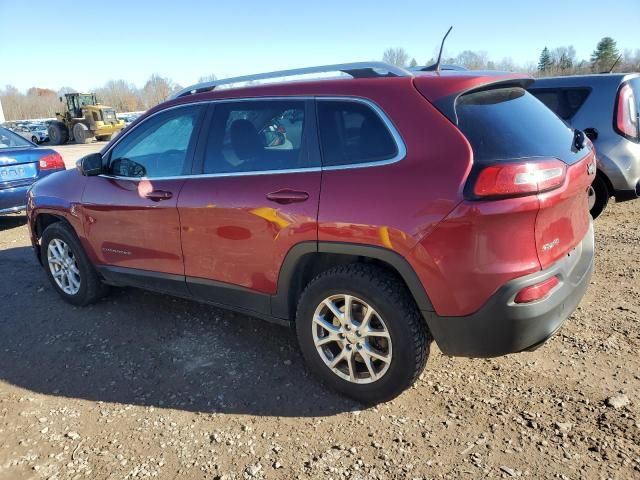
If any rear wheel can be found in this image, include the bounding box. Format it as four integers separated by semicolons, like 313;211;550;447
47;121;69;145
41;222;108;306
72;123;92;144
589;175;609;219
296;264;429;404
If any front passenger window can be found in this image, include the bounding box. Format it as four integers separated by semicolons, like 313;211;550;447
109;105;203;178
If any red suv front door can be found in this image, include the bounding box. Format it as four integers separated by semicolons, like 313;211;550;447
177;99;320;314
82;105;205;286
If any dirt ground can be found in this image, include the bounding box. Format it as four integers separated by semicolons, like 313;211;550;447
0;155;638;479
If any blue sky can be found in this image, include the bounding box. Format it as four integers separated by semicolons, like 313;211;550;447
1;0;638;92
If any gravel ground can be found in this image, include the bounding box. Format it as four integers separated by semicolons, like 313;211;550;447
0;182;638;479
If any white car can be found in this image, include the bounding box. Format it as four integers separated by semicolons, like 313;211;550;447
14;124;48;144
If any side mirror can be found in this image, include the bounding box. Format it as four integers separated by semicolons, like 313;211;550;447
77;153;103;176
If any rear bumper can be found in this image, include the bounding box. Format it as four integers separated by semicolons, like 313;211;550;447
423;221;594;357
0;185;30;214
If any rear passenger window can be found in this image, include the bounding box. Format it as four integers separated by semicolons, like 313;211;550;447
317;100;398;167
203;100;310;174
529;88;591;120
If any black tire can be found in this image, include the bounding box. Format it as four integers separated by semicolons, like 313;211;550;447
589;175;609;219
296;264;430;404
47;121;69;145
72;123;92;144
31;136;39;144
96;134;113;142
41;222;108;306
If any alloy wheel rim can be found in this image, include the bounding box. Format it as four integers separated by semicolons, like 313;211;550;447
47;238;81;295
312;294;392;384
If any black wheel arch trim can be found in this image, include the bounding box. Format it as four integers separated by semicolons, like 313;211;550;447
272;241;434;320
84;243;435;329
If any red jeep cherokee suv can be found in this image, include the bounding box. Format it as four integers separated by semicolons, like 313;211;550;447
27;62;595;403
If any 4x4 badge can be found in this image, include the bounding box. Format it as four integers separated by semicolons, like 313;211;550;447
587;162;596;175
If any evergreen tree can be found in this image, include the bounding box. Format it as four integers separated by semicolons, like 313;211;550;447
591;37;619;71
409;58;418;68
538;47;552;72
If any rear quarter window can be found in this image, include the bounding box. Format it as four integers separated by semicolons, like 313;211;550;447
456;87;588;165
528;88;591;120
317;100;398;167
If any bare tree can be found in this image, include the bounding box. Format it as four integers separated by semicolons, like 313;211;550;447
0;85;60;120
57;86;76;95
96;80;143;112
142;74;178;109
456;50;489;70
496;57;516;71
382;48;410;67
197;74;218;83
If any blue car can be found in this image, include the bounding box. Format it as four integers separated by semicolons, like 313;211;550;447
0;127;66;214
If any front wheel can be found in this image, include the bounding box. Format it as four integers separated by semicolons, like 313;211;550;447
31;136;39;144
41;222;108;306
296;264;430;404
72;123;92;144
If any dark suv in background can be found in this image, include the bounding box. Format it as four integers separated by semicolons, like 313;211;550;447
529;73;640;218
27;62;595;403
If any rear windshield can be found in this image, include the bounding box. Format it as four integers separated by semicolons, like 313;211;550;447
0;127;32;149
456;87;587;164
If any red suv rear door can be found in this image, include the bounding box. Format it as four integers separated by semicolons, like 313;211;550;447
177;99;320;315
82;104;205;292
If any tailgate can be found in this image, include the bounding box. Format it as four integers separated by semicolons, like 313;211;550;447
536;151;595;268
452;84;597;272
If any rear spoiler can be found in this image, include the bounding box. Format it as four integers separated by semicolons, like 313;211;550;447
413;74;533;125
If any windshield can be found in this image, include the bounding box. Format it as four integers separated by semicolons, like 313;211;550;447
0;127;33;148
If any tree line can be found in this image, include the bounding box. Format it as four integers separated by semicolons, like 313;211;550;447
382;36;639;76
0;73;213;122
2;36;638;121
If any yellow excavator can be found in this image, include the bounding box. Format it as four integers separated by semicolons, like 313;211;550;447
48;93;125;144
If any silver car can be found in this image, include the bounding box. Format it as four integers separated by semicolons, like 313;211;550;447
529;73;640;218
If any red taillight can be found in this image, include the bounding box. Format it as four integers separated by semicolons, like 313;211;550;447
514;276;559;304
39;152;65;170
473;159;567;198
616;83;638;139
